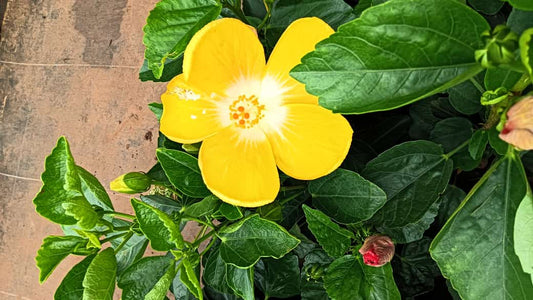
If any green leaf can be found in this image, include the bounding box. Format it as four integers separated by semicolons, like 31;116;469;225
226;266;254;300
505;0;533;11
62;200;99;230
255;254;301;298
324;256;400;300
54;254;96;300
484;67;523;90
218;214;300;268
383;199;440;243
76;166;113;210
145;262;177;300
203;286;240;300
36;236;91;283
488;127;509;155
308;169;387;224
34;136;83;225
436;185;466;227
257;202;283;222
139;56;183;82
184;195;221;217
448;76;484;115
143;0;221;78
430;117;473;153
430;153;533;299
118;256;175;300
180;258;203;300
291;0;489;114
110;232;149;275
203;247;234;295
363;141;453;229
218;203;243;221
266;0;355;48
508;8;533;35
141;194;182;215
303;205;354;258
82;248;116;300
392;237;441;297
469;130;489;160
131;198;183;251
172;265;197;300
514;188;533;282
520;28;533;81
468;0;504;15
156;148;211;198
408;96;460;140
148;102;163;121
354;0;388;17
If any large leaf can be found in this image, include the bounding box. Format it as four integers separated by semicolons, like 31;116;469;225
131;198;183;251
143;0;221;78
363;141;453;231
303;205;353;258
204;247;236;295
324;255;400;300
225;266;254;300
110;232;149;275
430;117;473;153
505;0;533;11
36;236;92;283
515;189;533;282
430;153;533;299
291;0;489;114
82;248;117;300
184;195;221;217
255;254;301;298
383;199;440;243
140;194;182;215
218;215;300;268
118;256;175;300
156;148;211;198
77;166;113;210
308;169;387;224
54;254;96;300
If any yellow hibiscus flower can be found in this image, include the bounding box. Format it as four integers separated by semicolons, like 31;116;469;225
160;17;353;207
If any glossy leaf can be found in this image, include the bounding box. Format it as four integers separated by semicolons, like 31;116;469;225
54;254;96;300
110;232;149;275
469;130;488;161
436;185;466;227
363;141;453;230
172;265;197;300
143;0;221;78
468;0;504;15
180;258;203;300
309;169;387;224
488;127;509;155
36;236;91;283
131;198;183;251
383;199;440;243
140;194;182;215
203;247;234;295
514;188;533;282
77;166;113;210
291;0;489;114
145;262;177;300
218;215;300;268
218;203;243;221
118;256;175;300
62;200;99;230
82;248;117;300
508;8;533;35
156;148;211;198
226;266;254;300
484;67;523;90
255;254;301;298
505;0;533;11
303;205;353;258
430;117;473;153
447;76;483;115
184;195;221;217
431;153;533;299
520;28;533;81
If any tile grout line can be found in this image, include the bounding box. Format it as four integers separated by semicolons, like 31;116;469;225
0;172;40;182
0;290;33;300
0;60;139;69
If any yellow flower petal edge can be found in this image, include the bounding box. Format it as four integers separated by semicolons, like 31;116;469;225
160;17;353;207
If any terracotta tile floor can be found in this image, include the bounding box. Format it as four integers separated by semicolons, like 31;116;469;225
0;0;186;298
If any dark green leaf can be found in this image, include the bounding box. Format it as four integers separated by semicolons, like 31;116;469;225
408;96;460;139
383;199;440;243
218;215;300;268
357;114;411;153
148;102;163;121
203;247;234;294
303;205;353;258
141;194;182;215
354;0;388;17
257;201;283;222
204;286;240;300
255;254;301;298
514;189;533;282
266;0;355;48
156;148;211;198
36;236;91;283
82;248;117;300
468;0;504;15
139;56;183;82
289;225;317;259
146;162;171;185
218;203;243;221
180;258;203;300
430;117;473;153
118;256;175;300
488;127;509;155
508;8;533;35
484;67;523;90
301;273;329;300
184;195;221;217
243;0;267;19
172;264;197;300
341;139;378;172
363;141;453;229
145;261;177;300
291;0;489;114
505;0;533;11
469;130;489;160
131;198;183;251
76;166;114;210
436;185;466;227
448;76;484;115
54;254;96;300
309;169;387;224
110;232;149;275
143;0;221;78
226;266;254;300
431;153;533;299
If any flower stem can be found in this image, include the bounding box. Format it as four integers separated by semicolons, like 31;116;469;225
100;231;129;244
113;232;134;254
444;140;470;159
103;211;136;220
223;0;250;25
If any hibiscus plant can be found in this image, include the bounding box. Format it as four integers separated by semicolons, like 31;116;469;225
34;0;533;299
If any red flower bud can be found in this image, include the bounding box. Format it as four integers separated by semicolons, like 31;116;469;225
358;235;395;267
499;96;533;150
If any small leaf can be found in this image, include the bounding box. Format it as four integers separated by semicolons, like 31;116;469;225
291;0;489;114
435;185;466;227
218;215;300;268
172;264;197;300
484;67;523;90
520;28;533;81
143;0;221;78
468;0;504;15
488;127;509;155
145;262;177;300
141;194;182;215
36;236;91;283
303;205;353;258
131;198;183;251
255;254;301;298
156;148;211;198
469;130;489;160
77;166;114;210
54;254;96;300
448;76;484;115
430;117;473;153
139;56;183;82
82;248;117;300
203;247;234;295
218;203;243;221
309;169;387;224
226;266;254;300
383;199;440;244
508;8;533;35
62;200;99;230
148;102;163;121
184;195;221;217
180;258;203;300
118;256;175;300
514;188;533;282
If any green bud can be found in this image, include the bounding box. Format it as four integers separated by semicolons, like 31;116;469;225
481;87;511;106
182;142;201;154
475;25;519;68
110;172;151;194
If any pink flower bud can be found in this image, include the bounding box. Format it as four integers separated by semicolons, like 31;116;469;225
499;96;533;150
358;235;395;267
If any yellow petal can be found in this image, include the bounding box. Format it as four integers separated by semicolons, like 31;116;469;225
264;104;353;180
183;18;265;96
198;127;280;207
160;75;226;144
265;17;333;105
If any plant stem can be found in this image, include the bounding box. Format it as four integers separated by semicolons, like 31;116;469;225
183;217;216;229
444;140;470;159
469;77;485;93
279;185;306;192
192;230;216;248
113;231;133;254
223;0;250;25
100;231;129;244
103;211;136;220
200;236;218;256
256;12;270;31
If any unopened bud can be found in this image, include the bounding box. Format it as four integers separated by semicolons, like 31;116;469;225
475;25;519;68
499;96;533;150
358;235;395;267
481;87;511;106
110;172;151;194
